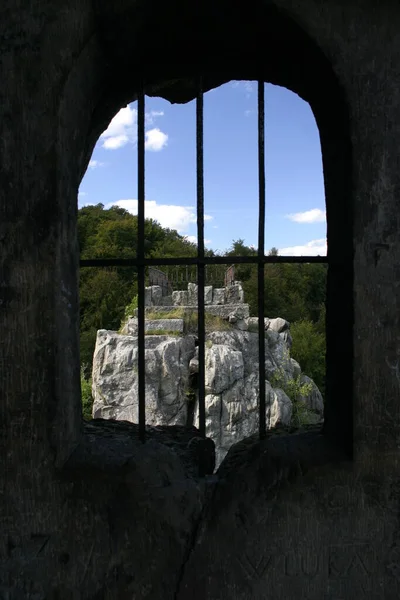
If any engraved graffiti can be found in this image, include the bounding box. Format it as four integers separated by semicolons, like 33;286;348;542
237;544;374;582
238;552;273;581
328;545;371;578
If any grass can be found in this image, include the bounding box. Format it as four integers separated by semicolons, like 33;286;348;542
146;308;186;320
145;329;180;336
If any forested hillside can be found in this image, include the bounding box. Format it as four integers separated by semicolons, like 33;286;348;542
78;204;326;402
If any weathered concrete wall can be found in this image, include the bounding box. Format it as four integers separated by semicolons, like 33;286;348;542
1;0;400;597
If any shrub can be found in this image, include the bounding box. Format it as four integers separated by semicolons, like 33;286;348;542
269;366;316;428
81;366;93;420
290;319;326;396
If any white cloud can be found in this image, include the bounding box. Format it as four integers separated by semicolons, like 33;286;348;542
78;190;87;197
100;105;168;151
244;109;254;117
286;208;326;223
231;81;254;97
145;128;168;151
185;235;212;246
88;160;105;169
204;214;213;221
108;199;212;233
278;238;327;256
145;110;164;125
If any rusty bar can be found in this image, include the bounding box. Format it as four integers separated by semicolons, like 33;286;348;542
258;81;266;440
137;87;146;443
197;77;206;439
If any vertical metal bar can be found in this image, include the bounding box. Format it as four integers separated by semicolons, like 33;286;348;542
196;77;206;439
258;81;266;440
137;86;146;443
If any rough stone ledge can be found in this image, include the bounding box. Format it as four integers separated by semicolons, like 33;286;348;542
212;426;349;512
142;304;250;319
64;420;215;479
217;425;346;478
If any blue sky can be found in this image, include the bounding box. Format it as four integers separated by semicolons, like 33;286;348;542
79;81;326;256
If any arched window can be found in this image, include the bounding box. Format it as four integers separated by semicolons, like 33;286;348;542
79;73;351;470
49;2;352;468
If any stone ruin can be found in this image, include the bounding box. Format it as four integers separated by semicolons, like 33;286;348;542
93;282;324;466
123;280;249;334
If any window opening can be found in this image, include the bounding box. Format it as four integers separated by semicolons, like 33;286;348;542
79;79;327;452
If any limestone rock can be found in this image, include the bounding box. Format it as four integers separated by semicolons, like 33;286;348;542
195;374;293;466
159;294;173;306
212;288;225;305
204;344;244;395
120;317;184;336
93;306;323;469
92;330;196;426
268;384;293;427
247;317;270;332
299;374;324;415
204;304;250;320
172;290;189;306
234;319;248;331
188;282;198;305
290;358;302;379
269;317;290;333
145;319;184;334
204;286;213;305
225;282;244;304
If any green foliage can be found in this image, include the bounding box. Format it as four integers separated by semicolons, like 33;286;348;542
81;366;93;421
145;330;180;336
290;319;326;395
223;240;327;325
269;362;316;428
79;210;327;417
78;205;200;373
224;239;327;394
205;313;232;332
185;388;196;403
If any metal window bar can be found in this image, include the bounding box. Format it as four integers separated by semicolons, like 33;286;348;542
196;78;206;439
137;85;146;443
257;81;266;439
79;79;328;446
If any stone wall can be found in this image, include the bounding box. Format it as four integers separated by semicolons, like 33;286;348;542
138;281;245;309
2;1;400;598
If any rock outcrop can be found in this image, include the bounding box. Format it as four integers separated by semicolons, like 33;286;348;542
92;282;324;467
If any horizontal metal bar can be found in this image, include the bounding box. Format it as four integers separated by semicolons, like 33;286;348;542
80;255;328;268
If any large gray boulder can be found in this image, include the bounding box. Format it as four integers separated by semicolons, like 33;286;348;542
204;344;244;395
92;311;324;469
193;375;293;467
92;330;196;426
